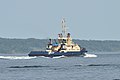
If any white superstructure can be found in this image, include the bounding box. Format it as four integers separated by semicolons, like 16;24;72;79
46;18;81;53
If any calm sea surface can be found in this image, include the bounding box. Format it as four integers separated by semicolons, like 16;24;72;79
0;52;120;80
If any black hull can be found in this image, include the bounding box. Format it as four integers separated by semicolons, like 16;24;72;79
28;49;87;57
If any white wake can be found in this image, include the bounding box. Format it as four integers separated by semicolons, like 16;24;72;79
40;55;66;59
0;56;37;60
52;55;66;59
84;53;97;58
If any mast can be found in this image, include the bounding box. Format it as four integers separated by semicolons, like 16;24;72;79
61;18;67;37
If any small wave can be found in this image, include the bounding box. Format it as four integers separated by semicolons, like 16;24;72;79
88;64;111;66
0;56;36;60
9;65;50;68
74;64;120;67
74;64;83;67
113;79;120;80
88;64;120;67
74;64;109;67
84;53;97;58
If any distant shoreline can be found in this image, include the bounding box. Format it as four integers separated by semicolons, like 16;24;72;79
0;38;120;54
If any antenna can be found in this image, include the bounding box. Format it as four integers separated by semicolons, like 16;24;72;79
61;18;67;37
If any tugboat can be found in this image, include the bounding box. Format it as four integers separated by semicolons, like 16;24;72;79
28;18;87;57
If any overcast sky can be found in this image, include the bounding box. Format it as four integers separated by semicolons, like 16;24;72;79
0;0;120;40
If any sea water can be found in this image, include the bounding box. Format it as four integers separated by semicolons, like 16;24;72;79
0;52;120;80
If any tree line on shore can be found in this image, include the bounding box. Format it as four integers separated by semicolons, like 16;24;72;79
0;38;120;54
